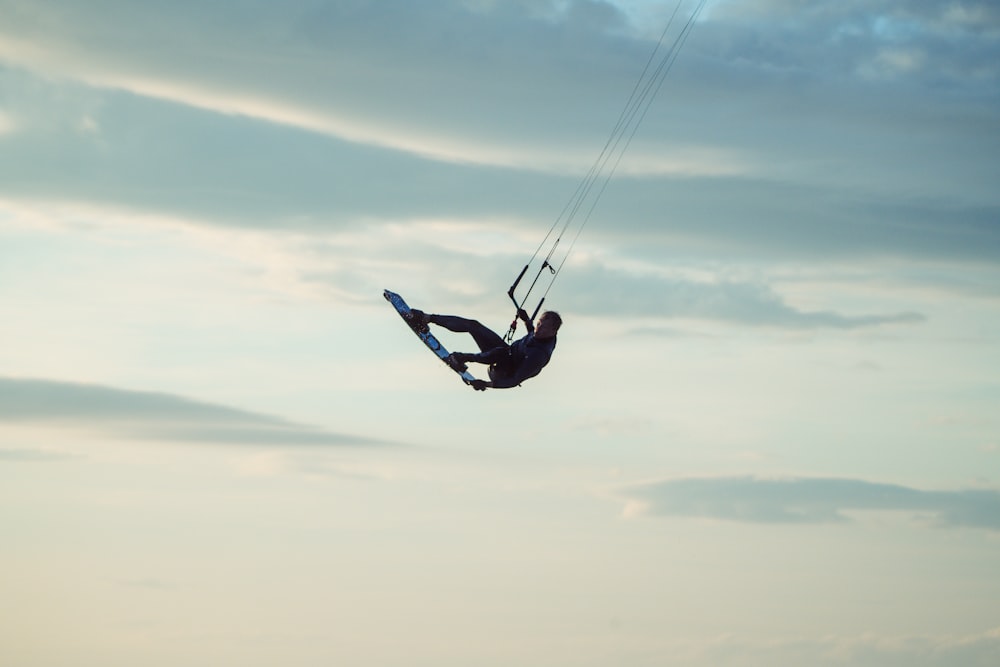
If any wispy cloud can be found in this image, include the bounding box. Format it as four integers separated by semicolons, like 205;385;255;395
0;377;390;447
0;447;77;462
2;0;997;267
558;262;926;329
620;475;1000;531
0;0;670;173
670;626;1000;667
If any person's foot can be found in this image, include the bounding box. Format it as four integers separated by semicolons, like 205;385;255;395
445;354;469;373
407;309;430;333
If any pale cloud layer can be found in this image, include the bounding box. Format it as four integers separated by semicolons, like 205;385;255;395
671;626;1000;667
0;377;390;447
0;195;931;332
622;475;1000;531
2;4;999;666
1;0;997;265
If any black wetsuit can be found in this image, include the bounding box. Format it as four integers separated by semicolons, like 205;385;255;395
429;315;557;388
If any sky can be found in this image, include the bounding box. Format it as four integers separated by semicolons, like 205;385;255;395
2;0;999;665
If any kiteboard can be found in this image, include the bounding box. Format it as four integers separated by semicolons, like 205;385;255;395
383;289;478;387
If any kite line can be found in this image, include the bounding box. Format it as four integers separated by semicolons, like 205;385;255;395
505;0;708;341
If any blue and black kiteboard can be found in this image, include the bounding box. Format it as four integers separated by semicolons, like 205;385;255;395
383;289;479;387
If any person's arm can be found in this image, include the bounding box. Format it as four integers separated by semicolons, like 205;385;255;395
518;308;535;335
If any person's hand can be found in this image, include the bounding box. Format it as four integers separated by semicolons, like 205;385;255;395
517;308;531;322
471;379;489;391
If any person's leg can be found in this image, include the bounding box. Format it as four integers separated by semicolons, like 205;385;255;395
454;345;510;366
429;315;506;353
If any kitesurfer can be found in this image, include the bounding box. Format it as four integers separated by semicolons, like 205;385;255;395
408;308;561;391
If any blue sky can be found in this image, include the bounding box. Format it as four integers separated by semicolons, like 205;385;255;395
2;1;999;665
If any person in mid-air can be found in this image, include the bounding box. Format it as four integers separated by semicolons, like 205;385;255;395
408;307;561;391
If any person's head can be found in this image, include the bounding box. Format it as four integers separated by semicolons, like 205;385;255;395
535;311;562;339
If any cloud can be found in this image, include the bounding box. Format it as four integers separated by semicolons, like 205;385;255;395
0;192;935;332
0;0;997;270
293;223;925;330
0;0;656;171
0;377;390;447
113;577;179;592
0;110;14;135
0;447;77;462
620;475;1000;531
703;0;1000;83
557;261;925;329
2;1;994;172
672;626;1000;667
